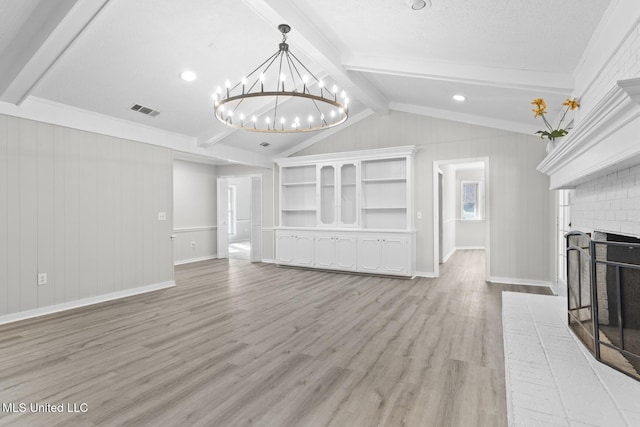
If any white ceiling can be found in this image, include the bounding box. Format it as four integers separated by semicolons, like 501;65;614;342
0;0;612;166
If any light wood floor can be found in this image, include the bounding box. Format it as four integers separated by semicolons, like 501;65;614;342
0;250;551;427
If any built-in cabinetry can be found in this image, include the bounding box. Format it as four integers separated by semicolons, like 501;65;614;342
275;146;416;277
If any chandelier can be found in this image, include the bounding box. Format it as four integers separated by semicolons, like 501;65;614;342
213;24;349;133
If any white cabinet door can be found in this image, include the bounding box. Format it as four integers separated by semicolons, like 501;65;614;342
276;232;314;267
358;237;382;273
381;237;409;275
315;235;335;268
358;235;410;276
295;234;315;266
336;236;357;270
276;233;296;264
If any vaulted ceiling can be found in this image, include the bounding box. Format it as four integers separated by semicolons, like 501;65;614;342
0;0;611;166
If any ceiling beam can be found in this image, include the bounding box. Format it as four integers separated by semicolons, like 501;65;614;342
344;54;574;95
391;102;538;136
240;0;389;113
0;0;111;105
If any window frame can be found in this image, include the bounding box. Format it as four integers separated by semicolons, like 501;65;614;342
460;180;484;221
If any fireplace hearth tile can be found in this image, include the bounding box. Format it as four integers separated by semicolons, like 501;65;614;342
503;292;640;427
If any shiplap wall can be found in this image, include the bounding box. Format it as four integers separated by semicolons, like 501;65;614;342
0;114;174;316
295;110;554;283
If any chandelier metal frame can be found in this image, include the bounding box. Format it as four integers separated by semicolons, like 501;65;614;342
213;24;349;133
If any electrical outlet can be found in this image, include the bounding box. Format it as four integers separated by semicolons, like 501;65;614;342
37;273;47;286
190;241;196;248
417;211;423;219
158;211;167;221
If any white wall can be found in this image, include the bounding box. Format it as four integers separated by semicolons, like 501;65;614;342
173;159;217;264
217;164;275;262
568;0;640;234
227;176;251;242
294;110;554;283
456;168;486;249
573;0;640;123
441;164;456;262
0;114;174;318
571;165;640;237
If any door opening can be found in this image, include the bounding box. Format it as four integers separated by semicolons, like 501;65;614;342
432;158;490;279
217;175;262;262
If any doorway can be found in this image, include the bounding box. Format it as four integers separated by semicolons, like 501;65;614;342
433;157;490;279
217;175;263;262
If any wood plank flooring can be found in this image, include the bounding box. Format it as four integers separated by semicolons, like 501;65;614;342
0;250;551;427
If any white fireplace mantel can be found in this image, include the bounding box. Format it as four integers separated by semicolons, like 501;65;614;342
537;78;640;189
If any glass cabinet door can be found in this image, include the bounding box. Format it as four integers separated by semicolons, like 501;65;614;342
319;165;335;225
340;163;357;225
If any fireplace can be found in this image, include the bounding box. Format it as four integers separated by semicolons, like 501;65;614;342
566;231;640;380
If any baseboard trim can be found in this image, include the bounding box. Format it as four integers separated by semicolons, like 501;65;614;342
0;281;176;326
174;255;217;266
442;248;456;264
415;271;436;278
488;276;554;291
261;258;275;264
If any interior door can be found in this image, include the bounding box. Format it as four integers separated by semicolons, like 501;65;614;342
217;178;229;259
250;176;262;262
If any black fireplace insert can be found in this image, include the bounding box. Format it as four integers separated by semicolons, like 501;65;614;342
566;230;640;381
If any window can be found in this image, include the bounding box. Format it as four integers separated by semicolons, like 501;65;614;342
461;180;483;220
227;184;237;235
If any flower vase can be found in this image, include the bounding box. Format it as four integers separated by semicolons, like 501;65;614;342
545;140;556;154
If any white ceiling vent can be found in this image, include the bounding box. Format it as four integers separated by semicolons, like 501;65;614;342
130;103;160;117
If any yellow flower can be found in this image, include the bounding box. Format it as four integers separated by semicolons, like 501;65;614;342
531;98;547;109
562;98;580;110
530;96;579;141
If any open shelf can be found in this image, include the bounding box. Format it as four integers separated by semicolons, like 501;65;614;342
361;178;406;183
282;181;316;187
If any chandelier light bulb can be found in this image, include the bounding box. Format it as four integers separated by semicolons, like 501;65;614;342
252;115;257;123
225;80;231;88
216;86;222;94
228;110;233;117
241;77;247;86
280;117;286;124
332;85;338;94
318;80;324;88
240;113;245;120
330;110;336;118
308;115;313;122
265;117;271;124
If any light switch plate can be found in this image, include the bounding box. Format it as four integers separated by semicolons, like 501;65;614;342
417;211;423;219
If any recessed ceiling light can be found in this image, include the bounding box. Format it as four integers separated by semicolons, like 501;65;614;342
180;70;197;82
409;0;431;10
453;94;467;102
